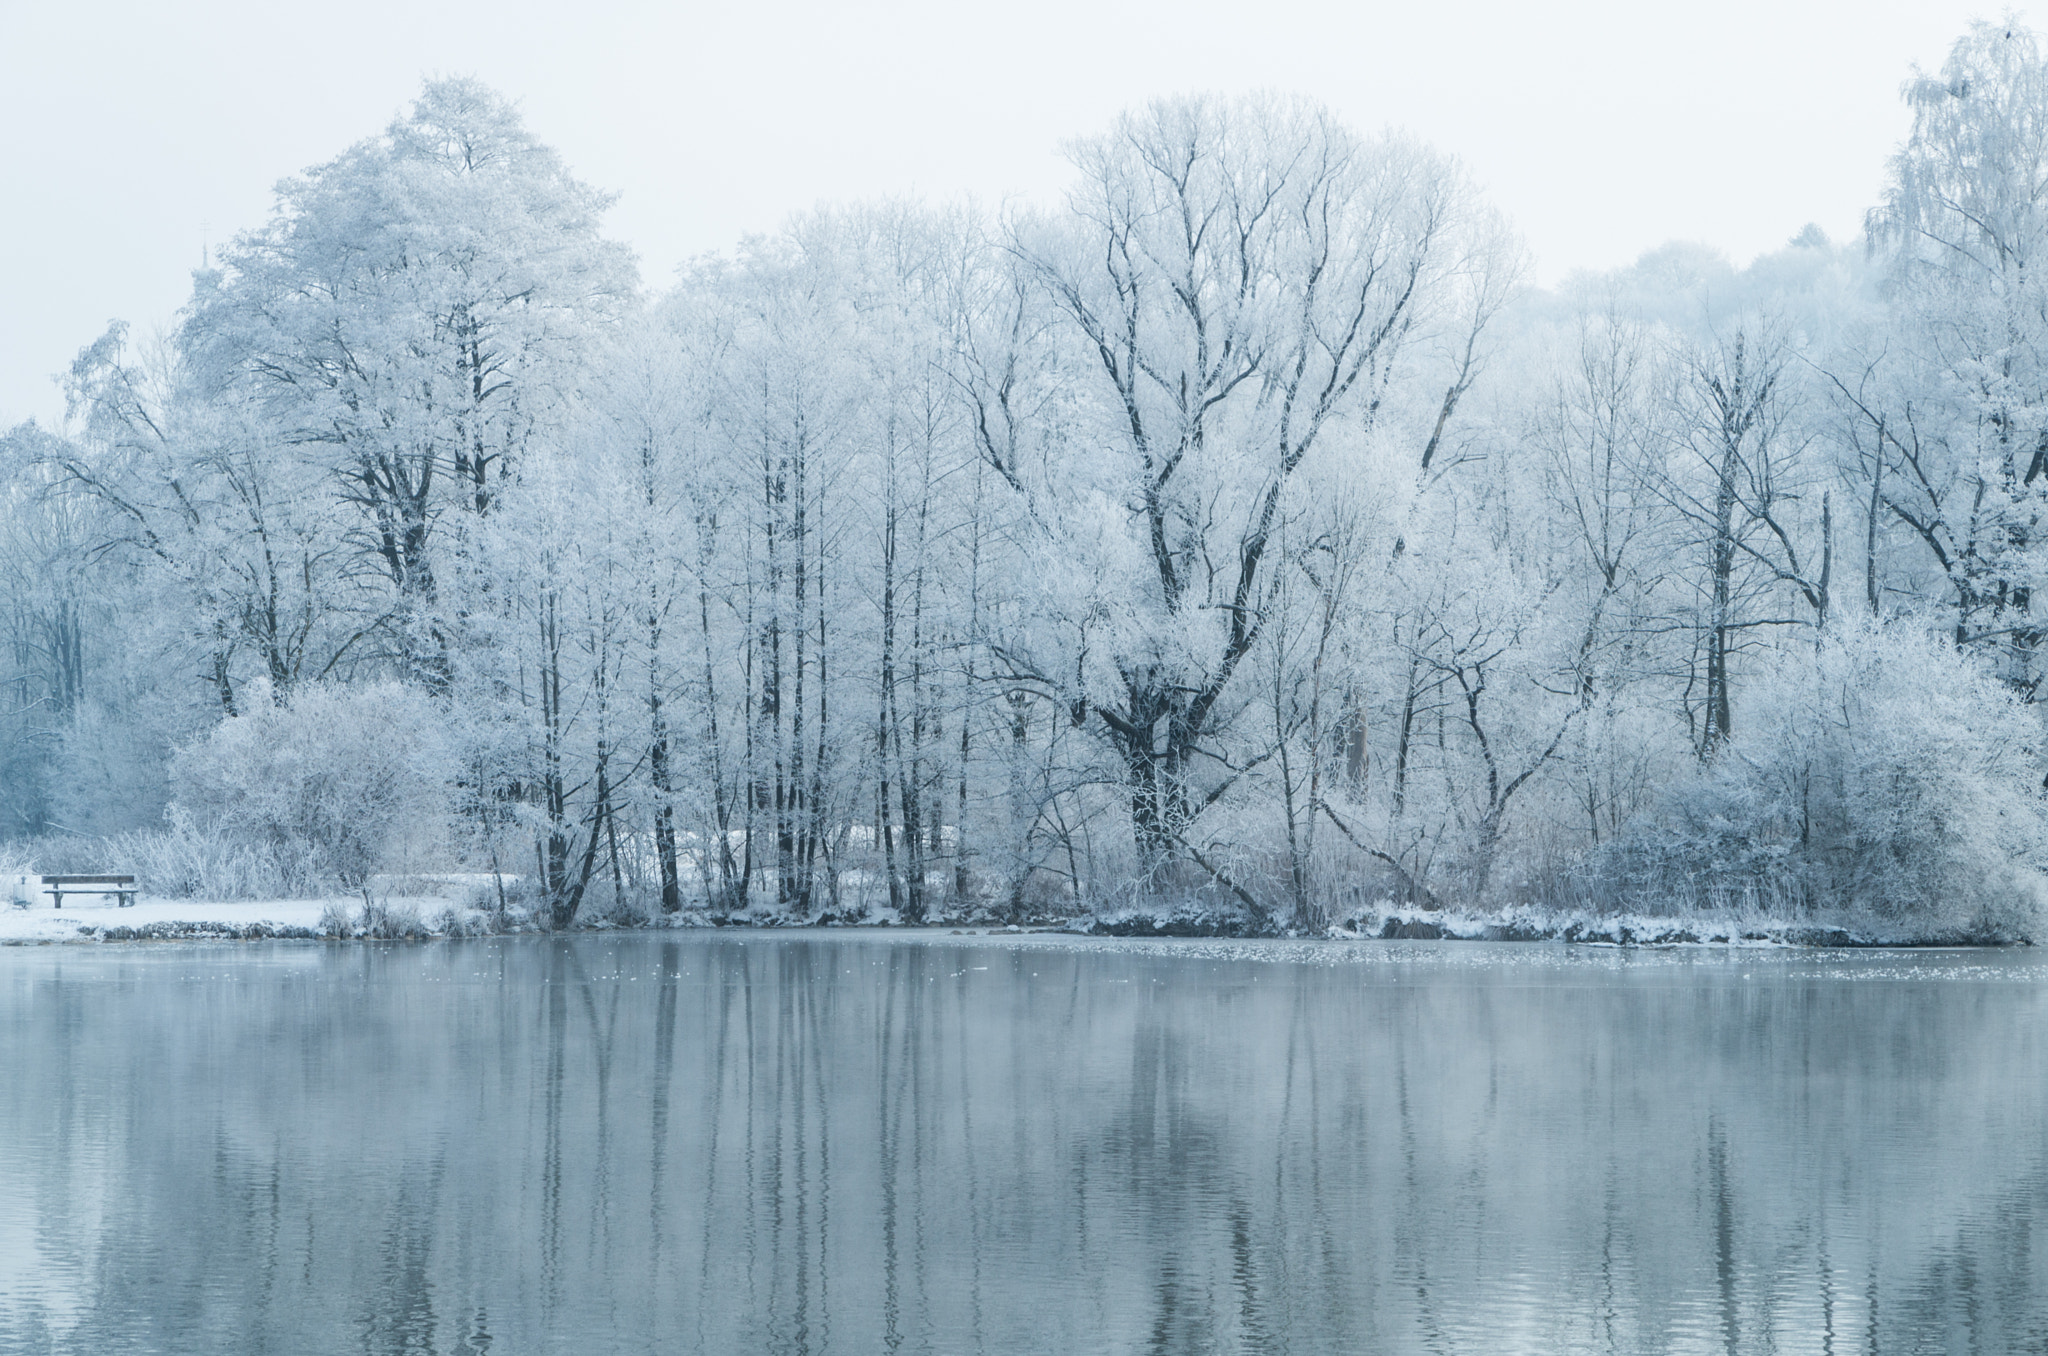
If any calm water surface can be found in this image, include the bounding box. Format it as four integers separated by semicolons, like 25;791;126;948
3;933;2046;1354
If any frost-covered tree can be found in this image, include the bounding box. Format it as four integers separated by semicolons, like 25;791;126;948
178;79;635;685
1867;21;2048;685
59;322;357;709
990;95;1510;885
1660;326;1829;754
1535;310;1672;845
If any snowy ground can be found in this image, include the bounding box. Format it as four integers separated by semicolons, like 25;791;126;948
0;886;1990;947
0;871;516;943
0;895;335;942
0;895;493;942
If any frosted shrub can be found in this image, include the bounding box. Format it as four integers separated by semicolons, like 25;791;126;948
121;815;324;897
432;905;494;938
359;899;429;939
1596;620;2048;938
172;680;456;888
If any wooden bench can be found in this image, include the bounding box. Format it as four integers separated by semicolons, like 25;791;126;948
42;875;138;908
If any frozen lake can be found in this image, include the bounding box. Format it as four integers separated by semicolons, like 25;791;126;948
3;933;2046;1354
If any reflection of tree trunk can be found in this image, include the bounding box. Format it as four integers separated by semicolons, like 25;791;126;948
1710;1121;1741;1353
540;943;567;1294
650;940;680;1268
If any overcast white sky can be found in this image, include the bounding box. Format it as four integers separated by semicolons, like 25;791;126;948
0;0;2037;428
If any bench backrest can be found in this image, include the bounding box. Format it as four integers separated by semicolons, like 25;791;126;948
41;875;137;885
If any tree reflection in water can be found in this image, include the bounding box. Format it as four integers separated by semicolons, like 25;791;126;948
1;937;2045;1354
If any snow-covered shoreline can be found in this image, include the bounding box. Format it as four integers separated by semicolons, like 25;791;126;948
0;897;422;943
0;894;2023;948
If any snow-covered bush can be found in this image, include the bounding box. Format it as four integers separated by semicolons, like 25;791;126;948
359;898;429;939
123;815;325;897
171;680;456;887
1592;619;2048;938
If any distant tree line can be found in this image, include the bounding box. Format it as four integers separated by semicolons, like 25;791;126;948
7;24;2048;934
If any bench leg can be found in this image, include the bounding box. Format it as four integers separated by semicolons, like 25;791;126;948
52;891;60;909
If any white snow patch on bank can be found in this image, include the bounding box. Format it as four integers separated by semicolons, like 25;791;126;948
0;872;519;943
3;896;350;942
